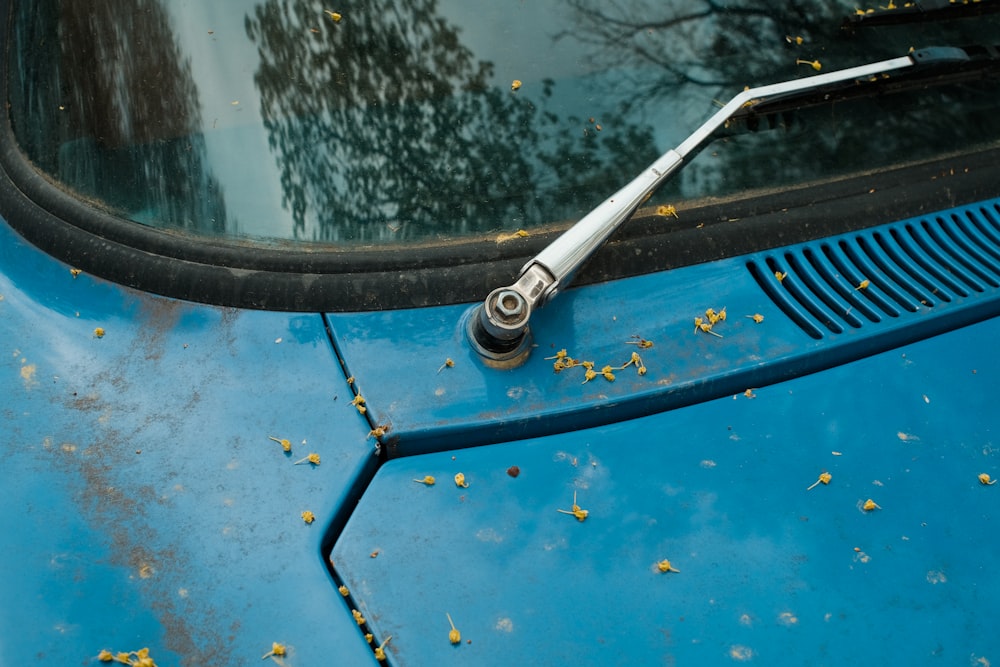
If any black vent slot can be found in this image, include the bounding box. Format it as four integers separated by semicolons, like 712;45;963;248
747;259;825;339
748;207;1000;338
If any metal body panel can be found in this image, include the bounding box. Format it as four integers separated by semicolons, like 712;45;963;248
333;315;1000;665
3;3;1000;664
0;220;378;665
330;197;1000;458
6;188;1000;665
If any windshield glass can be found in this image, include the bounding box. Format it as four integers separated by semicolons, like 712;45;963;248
7;0;1000;246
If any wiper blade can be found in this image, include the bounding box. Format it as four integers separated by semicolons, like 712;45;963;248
465;46;981;366
728;44;1000;130
844;0;1000;28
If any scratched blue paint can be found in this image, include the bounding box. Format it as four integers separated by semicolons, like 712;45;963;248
328;257;775;457
328;197;1000;458
332;315;1000;665
8;187;1000;667
0;220;379;666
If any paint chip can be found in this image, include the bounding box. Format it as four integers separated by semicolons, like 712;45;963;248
729;645;754;661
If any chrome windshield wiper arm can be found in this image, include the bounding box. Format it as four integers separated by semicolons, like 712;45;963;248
467;47;969;365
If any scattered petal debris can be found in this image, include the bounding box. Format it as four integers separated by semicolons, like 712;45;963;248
795;58;822;71
94;327;106;338
268;436;293;452
293;452;321;466
506;465;521;478
374;635;392;661
437;358;455;373
627;335;654;349
656;204;679;219
261;643;287;661
496;229;530;243
624;351;646;376
113;649;158;667
657;559;680;573
70;268;82;278
547;345;649;382
557;490;589;521
807;472;832;490
694;307;726;337
413;475;436;486
979;473;997;485
447;612;461;644
301;510;315;524
747;313;764;323
324;9;342;22
454;472;469;488
510;79;522;91
862;499;881;512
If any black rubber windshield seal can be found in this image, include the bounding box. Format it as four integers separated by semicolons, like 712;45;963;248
1;0;998;312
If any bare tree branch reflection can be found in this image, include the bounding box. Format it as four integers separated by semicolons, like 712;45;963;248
556;0;844;110
245;0;660;242
557;0;1000;201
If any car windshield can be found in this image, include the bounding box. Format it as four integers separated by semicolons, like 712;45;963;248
7;0;1000;246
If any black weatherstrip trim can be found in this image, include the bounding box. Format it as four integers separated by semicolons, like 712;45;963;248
1;0;999;311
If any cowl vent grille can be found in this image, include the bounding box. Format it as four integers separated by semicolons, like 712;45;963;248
748;202;1000;339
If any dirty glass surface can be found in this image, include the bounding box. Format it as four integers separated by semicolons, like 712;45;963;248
7;0;1000;245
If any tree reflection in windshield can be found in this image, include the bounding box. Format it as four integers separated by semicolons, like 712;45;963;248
8;0;228;235
244;0;660;242
558;0;1000;202
9;0;999;246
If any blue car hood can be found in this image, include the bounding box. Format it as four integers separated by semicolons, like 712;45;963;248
2;197;1000;665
